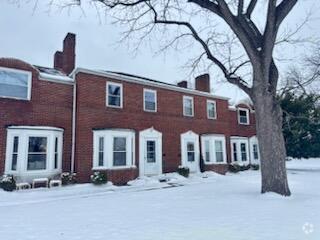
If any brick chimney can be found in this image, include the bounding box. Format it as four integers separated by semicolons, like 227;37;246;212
177;81;188;88
195;74;210;93
54;33;76;75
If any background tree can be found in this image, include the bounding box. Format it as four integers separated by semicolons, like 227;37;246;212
280;46;320;158
68;0;309;196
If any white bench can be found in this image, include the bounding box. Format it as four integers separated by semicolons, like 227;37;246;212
49;179;62;188
16;182;31;190
32;178;49;188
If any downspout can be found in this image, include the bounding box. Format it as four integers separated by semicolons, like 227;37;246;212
70;69;77;173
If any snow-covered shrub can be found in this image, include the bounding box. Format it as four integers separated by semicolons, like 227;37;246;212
0;175;16;192
91;171;107;185
228;164;241;173
177;166;190;178
61;172;77;186
250;164;260;171
228;164;251;173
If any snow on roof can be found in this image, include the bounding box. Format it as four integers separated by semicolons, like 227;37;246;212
34;65;73;83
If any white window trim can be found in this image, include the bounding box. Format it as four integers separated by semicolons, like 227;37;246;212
238;107;250;125
0;66;32;101
201;135;227;164
183;96;194;117
230;137;250;165
5;127;63;180
207;100;217;120
143;88;157;112
249;136;260;164
93;129;136;170
106;81;123;108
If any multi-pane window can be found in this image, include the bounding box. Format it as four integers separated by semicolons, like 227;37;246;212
207;100;217;119
144;89;157;112
187;142;195;162
215;140;224;162
11;136;19;171
238;108;249;125
253;144;259;160
0;67;31;100
146;140;156;163
54;137;58;169
183;96;194;117
233;142;238;162
98;137;104;167
113;137;127;166
107;82;123;108
27;137;47;170
240;143;247;161
204;140;210;162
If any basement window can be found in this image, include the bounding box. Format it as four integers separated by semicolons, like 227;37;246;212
0;67;32;100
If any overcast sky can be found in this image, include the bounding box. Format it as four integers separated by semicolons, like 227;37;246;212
0;0;319;99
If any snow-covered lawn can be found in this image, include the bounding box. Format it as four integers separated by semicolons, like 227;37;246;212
0;159;319;240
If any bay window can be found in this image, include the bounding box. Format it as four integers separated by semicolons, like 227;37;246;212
201;135;226;164
231;137;249;165
93;129;135;169
5;126;63;179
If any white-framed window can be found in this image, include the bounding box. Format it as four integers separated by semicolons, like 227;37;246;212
183;96;194;117
5;126;63;176
253;144;259;161
93;129;135;170
207;100;217;119
238;108;250;125
187;142;195;162
240;143;248;161
231;137;249;164
201;135;226;164
143;89;157;112
0;66;32;100
27;137;47;170
106;82;123;108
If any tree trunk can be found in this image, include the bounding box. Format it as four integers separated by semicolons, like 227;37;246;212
253;92;291;196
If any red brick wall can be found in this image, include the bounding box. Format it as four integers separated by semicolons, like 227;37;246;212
0;58;73;174
74;72;256;183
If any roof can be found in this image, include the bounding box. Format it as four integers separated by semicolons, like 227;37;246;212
34;65;73;83
72;68;230;101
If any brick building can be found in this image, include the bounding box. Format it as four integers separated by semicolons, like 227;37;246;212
0;33;259;184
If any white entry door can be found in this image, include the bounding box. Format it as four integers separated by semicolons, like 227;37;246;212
144;139;159;175
139;128;162;176
181;131;200;173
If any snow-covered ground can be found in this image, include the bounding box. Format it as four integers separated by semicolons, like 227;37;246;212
0;159;319;240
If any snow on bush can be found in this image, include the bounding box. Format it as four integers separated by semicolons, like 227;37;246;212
61;172;77;186
91;171;107;185
0;174;16;192
177;166;190;178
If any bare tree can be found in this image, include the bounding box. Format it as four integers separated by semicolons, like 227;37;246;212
65;0;306;196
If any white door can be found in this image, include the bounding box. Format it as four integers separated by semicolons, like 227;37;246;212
181;131;200;173
144;138;159;175
139;128;162;177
